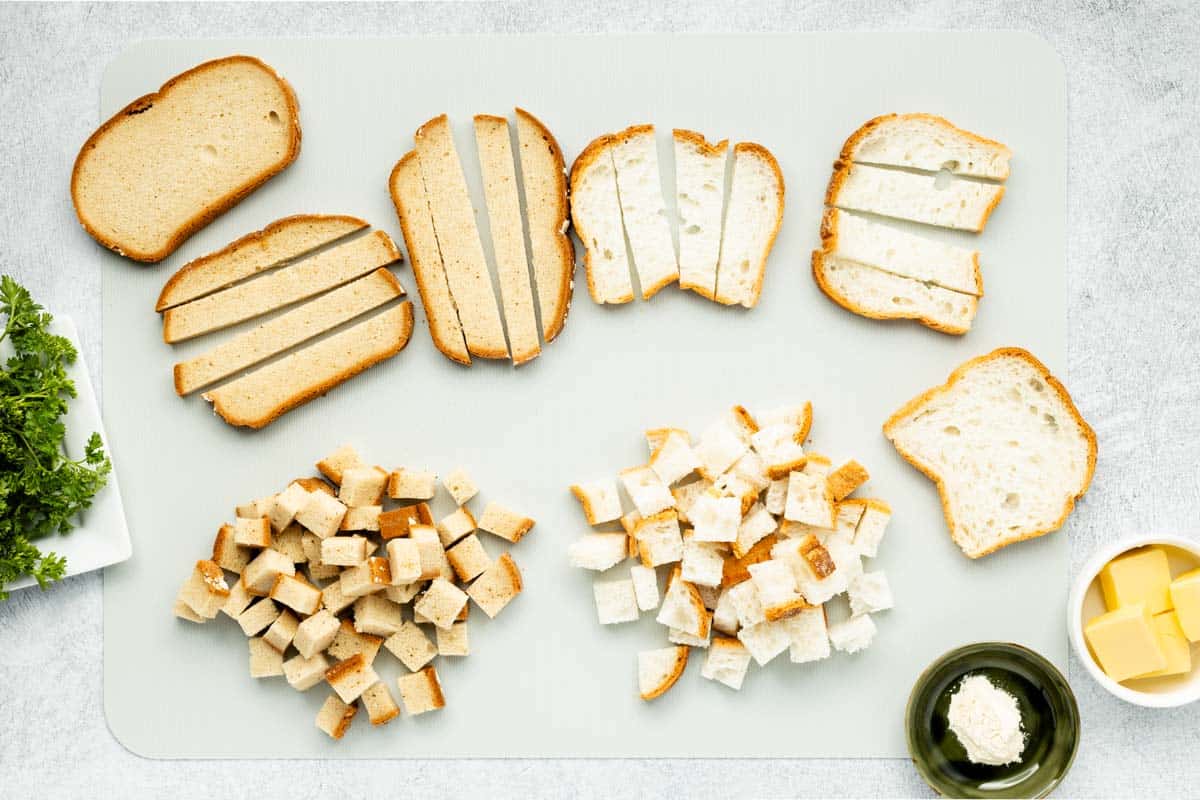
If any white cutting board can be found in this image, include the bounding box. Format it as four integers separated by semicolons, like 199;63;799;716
101;33;1067;758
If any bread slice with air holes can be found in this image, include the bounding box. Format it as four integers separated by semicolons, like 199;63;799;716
826;161;1004;233
611;125;679;299
673;129;729;300
71;55;301;263
839;113;1012;181
714;143;784;308
883;348;1097;558
569;135;635;304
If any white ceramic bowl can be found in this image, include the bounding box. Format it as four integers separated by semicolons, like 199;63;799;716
1069;534;1200;707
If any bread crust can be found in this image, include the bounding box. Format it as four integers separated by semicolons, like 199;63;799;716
672;128;729;158
568;134;635;305
838;113;1012;180
715;142;785;308
882;347;1098;558
640;645;690;701
71;55;302;263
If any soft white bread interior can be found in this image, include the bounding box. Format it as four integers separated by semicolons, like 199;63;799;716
883;348;1097;558
826;161;1004;233
638;645;690;701
611;125;680;299
569;135;635;304
673;129;728;299
840;113;1012;180
714;143;784;308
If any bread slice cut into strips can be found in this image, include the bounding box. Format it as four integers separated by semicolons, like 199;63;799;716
569;135;635;304
173;268;404;395
713;143;784;308
156;215;368;311
474;114;541;365
826;161;1004;233
202;303;414;429
413;114;509;360
673;129;729;299
514;107;574;342
839;113;1012;181
883;347;1097;558
389;151;471;365
162;230;400;343
610;125;679;299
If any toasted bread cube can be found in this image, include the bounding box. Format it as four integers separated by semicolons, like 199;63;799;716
172;599;206;623
443;468;479;506
737;619;791;665
388;468;437;500
785;606;831;663
220;577;254;619
340;505;382;532
803;453;832;478
735;502;778;559
308;562;341;583
386;538;421;584
412;600;469;626
328;619;383;664
727;579;766;628
269;482;311;531
619;465;675;516
315;693;357;739
827;460;869;501
773;538;846;605
649;429;701;486
383;621;438;671
829;614;876;654
338;465;388;508
211;524;252;573
447;534;493;582
436;622;470;656
749;559;809;622
263;609;300;652
236;495;274;519
413;578;469;629
634;510;684;567
477;502;535;543
284;651;330;691
764;478;788;516
798;535;837;579
729;449;771;490
656;571;709;638
630;565;660;611
232;516;271;548
321;535;370;567
850;500;891;558
411;525;452;580
669;619;712;648
361;681;401;726
689;490;740;542
638;646;690;701
316;444;365;485
570;478;623;525
701;637;752;689
295;477;336;496
243;548;296;595
295;490;347;539
269;573;322;616
271;523;307;563
237;598;280;636
466;553;523;618
379;503;433;539
695;420;748;478
339;557;391;598
784;472;835;529
436;506;477;548
834;500;867;535
353;593;404;637
849;571;894;616
645;426;685;453
568;533;629;571
300;531;323;562
712;588;740;635
384;582;421;604
325;653;379;703
681;538;725;588
397;665;445;715
750;424;807;479
594;578;639;624
294;609;340;658
620;510;643;535
177;560;230;619
249;636;284;678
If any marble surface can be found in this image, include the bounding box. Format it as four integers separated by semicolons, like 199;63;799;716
1;1;1197;796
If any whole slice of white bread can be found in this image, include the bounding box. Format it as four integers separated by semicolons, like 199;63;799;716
673;129;729;300
156;215;367;311
826;161;1004;233
474;115;541;365
202;303;414;429
389;151;470;365
811;253;978;335
173;268;404;395
840;113;1012;181
883;348;1097;558
514;107;574;342
820;209;982;296
162;230;400;343
72;55;301;263
413;114;509;360
610;125;679;299
714;143;784;308
569;136;635;304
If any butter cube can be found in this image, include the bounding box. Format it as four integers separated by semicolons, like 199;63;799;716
1134;611;1192;679
1168;568;1200;642
1100;547;1172;614
1084;603;1167;682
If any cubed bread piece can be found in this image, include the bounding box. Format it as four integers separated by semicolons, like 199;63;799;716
221;578;255;619
269;482;311;532
384;621;438;671
396;665;445;715
379;503;433;539
177;560;230;619
436;506;477;547
834;501;867;535
272;524;307;563
669;618;713;648
620;510;642;535
757;402;813;438
784;605;831;663
689;490;741;542
212;524;252;573
340;557;392;598
249;636;284;678
384;582;421;604
236;495;273;519
737;619;791;665
466;553;523;618
619;465;675;516
477;502;535;543
773;539;846;605
722;534;778;588
233;516;272;548
308;561;341;583
701;637;752;689
630;564;660;610
750;424;807;479
269;573;322;616
569;533;629;571
681;537;725;587
294;477;336;496
827;460;869;501
361;681;400;726
387;468;437;500
712;471;759;516
848;499;891;558
316;444;365;485
442;468;479;506
849;571;894;616
295;490;348;539
340;505;382;532
284;651;330;691
436;622;470;656
634;510;684;567
638;646;689;701
671;479;710;524
386;538;421;584
338;465;388;507
411;525;453;580
173;599;206;623
594;578;639;624
353;594;404;637
328;619;383;664
295;609;341;658
645;426;684;454
725;405;760;441
803;454;832;478
570;479;623;525
727;579;767;628
798;535;837;578
237;598;281;636
696;582;721;611
243;548;296;595
447;534;493;582
748;559;809;621
321;535;370;567
321;580;354;615
649;429;701;486
828;614;877;654
263;609;300;652
764;478;788;516
300;531;323;563
712;588;740;635
735;502;778;559
656;570;709;637
325;653;380;703
315;693;357;739
784;472;835;528
695;419;748;478
414;578;469;629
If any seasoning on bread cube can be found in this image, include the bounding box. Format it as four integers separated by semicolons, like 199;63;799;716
249;637;284;678
443;468;479;506
177;560;230;619
361;681;400;725
436;622;470;656
269;573;322;616
383;621;438;671
327;619;383;664
233;516;272;548
570;479;623;525
338;466;388;508
1170;568;1200;641
272;524;307;562
396;665;445;715
315;694;357;739
466;553;523;618
387;468;437;500
1085;603;1167;681
1101;546;1173;615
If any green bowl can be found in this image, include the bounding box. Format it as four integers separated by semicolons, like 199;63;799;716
906;642;1080;798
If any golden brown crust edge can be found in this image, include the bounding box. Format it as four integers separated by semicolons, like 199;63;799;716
732;141;785;308
640;645;690;701
837;113;1013;180
881;347;1098;558
568;133;628;306
672;128;729;158
71;55;302;264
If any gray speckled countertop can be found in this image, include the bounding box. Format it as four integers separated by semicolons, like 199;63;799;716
1;2;1198;797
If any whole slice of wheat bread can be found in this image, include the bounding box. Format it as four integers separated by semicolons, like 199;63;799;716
156;215;367;311
673;129;729;300
883;348;1097;558
826;161;1004;233
389;151;470;365
474;115;541;365
611;125;679;299
713;143;784;308
569;135;635;304
413;114;509;360
840;113;1012;181
161;230;400;343
173;268;404;395
72;55;301;263
514;108;574;342
202;303;414;429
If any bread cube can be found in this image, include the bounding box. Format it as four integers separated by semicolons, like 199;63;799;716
765;478;788;516
311;563;340;584
569;533;629;571
295;476;336;496
737;619;791;665
696;582;721;610
316;444;365;485
784;472;835;529
385;582;422;605
477;502;535;543
681;538;725;588
436;622;470;656
269;573;322;616
798;535;837;579
774;540;844;605
340;557;392;598
619;465;675;516
294;609;340;658
849;571;894;616
383;621;438;671
269;482;311;532
295;490;348;539
321;535;370;567
749;559;808;621
338;465;388;507
340;505;382;532
638;646;690;701
447;534;493;582
436;506;477;548
701;637;753;689
387;468;437;500
237;598;281;636
644;426;684;454
315;693;357;739
630;565;660;611
361;681;400;726
386;538;421;584
785;606;831;663
757;402;812;435
834;500;867;535
220;577;254;620
656;572;709;638
750;423;807;479
413;578;469;629
851;500;891;558
411;525;452;581
689;490;740;542
712;588;740;635
249;636;284;678
649;429;701;486
353;594;404;637
211;524;252;573
727;579;766;628
803;453;832;478
236;495;273;519
634;510;684;567
827;460;869;501
321;580;354;615
284;651;330;691
670;479;710;525
735;502;778;558
243;548;296;595
466;553;523;618
172;599;205;624
442;467;479;506
176;560;229;619
325;653;379;703
379;503;433;540
695;420;749;478
397;665;445;715
263;609;300;652
594;579;639;624
271;523;307;563
669;619;712;648
570;478;623;525
828;614;876;654
328;619;383;664
233;516;271;548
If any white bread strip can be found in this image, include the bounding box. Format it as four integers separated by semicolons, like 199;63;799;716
514;108;574;342
820;209;982;296
826;161;1004;233
162;231;400;343
840;113;1012;181
673;130;728;299
156;215;368;311
202;303;414;429
714;143;784;308
611;125;679;299
173;268;404;395
389;151;470;365
474;115;541;365
413;114;509;360
812;252;978;335
569;135;635;304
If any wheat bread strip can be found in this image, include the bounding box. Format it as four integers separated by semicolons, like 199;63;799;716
71;55;301;263
673;129;729;300
161;230;400;343
611;125;680;299
389;151;471;365
514;108;574;342
568;135;635;304
714;143;785;308
202;302;414;429
413;114;509;360
156;215;368;311
839;113;1012;181
173;268;404;395
826;161;1004;233
474;115;541;365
